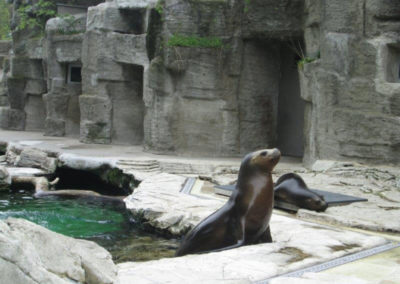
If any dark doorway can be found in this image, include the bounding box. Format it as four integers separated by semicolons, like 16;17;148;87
276;43;305;157
110;64;144;145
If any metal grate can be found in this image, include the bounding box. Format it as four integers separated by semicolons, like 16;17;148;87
181;177;196;194
255;242;400;284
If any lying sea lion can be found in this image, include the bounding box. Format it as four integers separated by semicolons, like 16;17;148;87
176;148;281;256
34;189;126;206
274;173;328;212
11;175;125;204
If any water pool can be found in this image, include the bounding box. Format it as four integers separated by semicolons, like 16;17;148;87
0;188;179;263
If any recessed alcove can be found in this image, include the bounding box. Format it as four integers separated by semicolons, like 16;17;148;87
67;63;82;84
109;63;144;145
385;43;400;83
276;42;305;157
238;39;304;157
118;8;146;35
65;63;82;137
24;94;46;131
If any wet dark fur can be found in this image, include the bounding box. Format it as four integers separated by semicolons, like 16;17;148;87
176;149;280;257
274;173;328;212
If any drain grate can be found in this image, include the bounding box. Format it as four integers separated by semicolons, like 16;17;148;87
181;177;196;194
255;242;400;284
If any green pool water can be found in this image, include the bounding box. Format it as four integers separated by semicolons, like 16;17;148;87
0;188;179;263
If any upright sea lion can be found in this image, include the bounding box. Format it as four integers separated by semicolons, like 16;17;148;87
176;148;281;257
274;173;328;212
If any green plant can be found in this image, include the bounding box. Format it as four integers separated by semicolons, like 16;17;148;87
297;57;316;69
155;0;164;15
288;40;320;69
56;14;82;35
0;0;11;39
16;0;57;33
244;0;250;13
167;34;223;48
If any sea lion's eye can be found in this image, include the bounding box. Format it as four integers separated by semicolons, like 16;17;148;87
260;151;268;157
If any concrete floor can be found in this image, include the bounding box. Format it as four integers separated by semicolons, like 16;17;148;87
1;129;399;283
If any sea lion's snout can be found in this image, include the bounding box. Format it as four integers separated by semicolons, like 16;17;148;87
315;199;328;212
306;197;328;212
258;148;280;159
250;148;281;171
270;148;281;160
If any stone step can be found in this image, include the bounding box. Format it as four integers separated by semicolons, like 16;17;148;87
118;163;160;169
122;169;161;182
117;163;160;169
121;167;160;173
117;160;159;166
116;159;161;173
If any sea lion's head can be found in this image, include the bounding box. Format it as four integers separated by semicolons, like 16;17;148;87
303;194;328;212
240;148;281;176
275;173;328;212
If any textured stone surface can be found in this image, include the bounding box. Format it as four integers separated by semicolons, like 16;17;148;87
0;218;117;284
301;0;400;165
125;173;224;235
0;41;11;55
238;40;280;153
243;0;304;38
81;1;149;144
270;273;374;284
2;6;47;131
46;14;87;37
293;165;400;233
13;148;58;173
43;14;86;138
1;0;400;164
0;165;10;190
0;107;10;129
118;212;386;283
79;95;112;144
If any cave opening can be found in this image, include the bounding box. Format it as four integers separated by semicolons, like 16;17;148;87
110;63;144;145
54;167;133;196
276;41;305;158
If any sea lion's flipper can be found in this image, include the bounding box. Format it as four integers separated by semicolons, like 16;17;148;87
263;226;273;243
254;226;272;244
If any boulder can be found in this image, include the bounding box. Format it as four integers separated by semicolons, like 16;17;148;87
15;148;58;173
0;165;10;190
0;218;118;284
118;214;387;283
124;173;224;236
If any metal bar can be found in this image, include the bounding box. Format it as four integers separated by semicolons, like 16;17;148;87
180;177;196;194
255;242;400;284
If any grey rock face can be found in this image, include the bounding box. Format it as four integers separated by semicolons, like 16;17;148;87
3;25;47;131
0;108;10;129
0;218;118;284
300;0;400;165
1;0;399;164
14;148;58;173
0;41;11;55
125;173;223;236
238;40;280;154
43;14;86;138
243;0;304;38
0;165;10;190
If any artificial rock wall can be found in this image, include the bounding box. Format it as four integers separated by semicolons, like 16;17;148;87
301;0;400;165
0;40;11;129
143;0;304;156
1;0;399;165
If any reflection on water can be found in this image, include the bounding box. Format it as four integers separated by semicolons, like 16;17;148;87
0;188;179;263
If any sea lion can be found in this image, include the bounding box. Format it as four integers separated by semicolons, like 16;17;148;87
11;175;125;204
34;189;126;207
176;148;281;257
274;173;328;212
